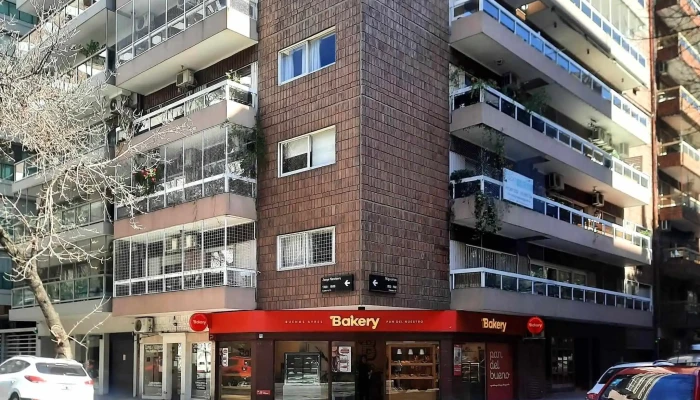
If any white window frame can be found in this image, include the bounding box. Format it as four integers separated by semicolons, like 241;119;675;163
277;226;336;271
278;27;336;85
278;126;336;177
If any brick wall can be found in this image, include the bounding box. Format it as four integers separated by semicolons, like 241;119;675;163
255;0;363;309
358;0;451;308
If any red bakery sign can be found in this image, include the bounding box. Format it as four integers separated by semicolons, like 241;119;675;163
189;313;209;332
209;310;530;334
527;316;544;335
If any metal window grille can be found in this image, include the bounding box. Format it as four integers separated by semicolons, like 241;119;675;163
277;227;335;270
113;217;255;296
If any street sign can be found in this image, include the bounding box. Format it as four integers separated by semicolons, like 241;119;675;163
321;274;355;293
369;274;398;294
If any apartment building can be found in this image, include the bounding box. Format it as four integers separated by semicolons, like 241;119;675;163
654;0;700;357
5;0;659;398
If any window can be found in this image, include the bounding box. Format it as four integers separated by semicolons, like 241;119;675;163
278;126;336;176
219;342;251;400
279;28;336;84
0;359;30;374
277;227;335;270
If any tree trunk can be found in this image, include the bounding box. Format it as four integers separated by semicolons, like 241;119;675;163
26;265;73;359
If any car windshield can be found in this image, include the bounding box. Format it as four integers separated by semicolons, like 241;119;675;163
601;372;695;400
35;363;87;376
598;367;623;384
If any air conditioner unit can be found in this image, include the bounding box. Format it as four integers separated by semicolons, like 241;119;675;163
661;220;671;231
546;173;565;192
176;69;195;88
166;236;180;252
109;93;138;113
590;128;606;144
134;317;154;333
592;191;605;207
657;62;668;75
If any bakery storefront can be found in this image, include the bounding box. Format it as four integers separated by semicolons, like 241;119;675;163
207;310;532;400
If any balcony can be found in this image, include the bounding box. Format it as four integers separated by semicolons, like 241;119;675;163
659;141;700;184
451;86;651;207
660;302;700;329
115;0;257;94
52;47;122;99
112;217;256;316
450;0;651;142
657;34;700;96
115;122;256;237
9;269;112;322
17;0;114;55
131;78;256;147
452;0;648;90
450;243;652;327
663;247;700;280
658;87;700;137
12;143;113;193
659;193;700;233
451;175;651;265
656;0;700;36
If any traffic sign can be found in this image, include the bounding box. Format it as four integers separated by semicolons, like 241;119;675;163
321;275;355;293
369;274;398;294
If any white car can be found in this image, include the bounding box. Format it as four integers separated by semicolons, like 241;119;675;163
586;361;674;400
0;356;94;400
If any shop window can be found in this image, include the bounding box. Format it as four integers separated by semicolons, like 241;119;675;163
331;342;356;399
387;342;439;398
192;343;212;399
274;341;329;400
219;342;252;400
143;344;164;396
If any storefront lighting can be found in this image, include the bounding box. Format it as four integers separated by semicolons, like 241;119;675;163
419;349;425;355
396;349;402;355
408;349;414;356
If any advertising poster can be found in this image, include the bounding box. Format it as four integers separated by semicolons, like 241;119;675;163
331;346;352;373
453;345;462;376
486;343;513;400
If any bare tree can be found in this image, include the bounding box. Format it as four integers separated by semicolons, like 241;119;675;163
0;5;193;358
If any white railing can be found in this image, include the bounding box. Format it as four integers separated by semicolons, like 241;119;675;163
116;0;258;66
135;80;256;134
14;143;109;182
450;175;652;250
660;140;700;163
452;85;651;189
450;0;650;131
450;267;652;311
12;274;112;308
455;243;519;271
659;193;700;214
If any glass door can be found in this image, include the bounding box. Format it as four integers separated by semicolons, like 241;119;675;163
168;343;183;400
141;344;164;399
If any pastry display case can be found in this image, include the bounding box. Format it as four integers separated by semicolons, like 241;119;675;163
386;343;439;400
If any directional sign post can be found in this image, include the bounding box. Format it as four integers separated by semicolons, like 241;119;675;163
321;274;355;293
369;274;398;294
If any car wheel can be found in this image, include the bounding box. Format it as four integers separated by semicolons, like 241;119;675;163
9;394;18;400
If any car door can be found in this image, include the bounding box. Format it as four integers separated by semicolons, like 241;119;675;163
0;360;18;398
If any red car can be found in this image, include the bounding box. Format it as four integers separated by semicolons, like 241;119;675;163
597;366;700;400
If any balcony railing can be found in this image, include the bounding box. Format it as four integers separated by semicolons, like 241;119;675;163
659;193;700;214
115;124;256;219
452;86;651;189
665;247;700;263
451;175;652;250
659;33;700;69
18;0;102;55
11;274;112;308
135;79;255;134
451;0;647;75
451;267;652;311
116;0;257;66
113;218;256;297
14;142;110;182
659;86;700;117
455;243;520;271
660;140;700;163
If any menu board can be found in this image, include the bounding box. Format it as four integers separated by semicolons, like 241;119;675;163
284;352;321;385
